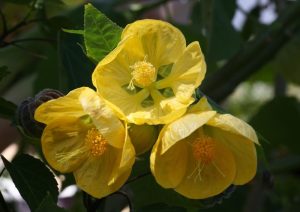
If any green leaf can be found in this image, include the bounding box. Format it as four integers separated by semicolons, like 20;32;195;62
84;3;122;63
62;28;84;35
1;154;59;211
250;97;300;153
0;97;17;119
35;193;66;212
0;66;10;82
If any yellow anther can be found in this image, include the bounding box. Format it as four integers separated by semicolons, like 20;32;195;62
85;128;107;157
192;136;215;164
129;60;156;89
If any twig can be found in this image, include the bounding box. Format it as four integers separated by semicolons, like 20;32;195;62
0;0;42;41
201;1;300;103
0;18;43;41
11;43;47;59
1;37;56;47
125;172;151;185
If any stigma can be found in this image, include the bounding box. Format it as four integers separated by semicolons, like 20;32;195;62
128;60;156;89
192;136;215;164
85;128;107;157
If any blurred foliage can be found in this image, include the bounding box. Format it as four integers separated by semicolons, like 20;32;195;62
0;0;300;211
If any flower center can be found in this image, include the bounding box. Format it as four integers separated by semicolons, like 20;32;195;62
129;60;156;89
192;136;215;164
85;128;107;157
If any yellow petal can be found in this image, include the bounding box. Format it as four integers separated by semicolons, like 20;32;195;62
150;135;188;188
210;128;257;185
121;19;186;67
161;111;216;154
79;87;126;148
207;114;259;144
188;97;212;113
156;41;206;103
174;136;236;199
41;117;89;173
73;146;120;198
74;135;135;198
117;125;136;172
92;36;144;88
34;87;88;124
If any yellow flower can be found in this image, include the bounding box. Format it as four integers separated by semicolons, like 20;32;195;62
34;87;135;198
150;98;259;199
92;19;206;125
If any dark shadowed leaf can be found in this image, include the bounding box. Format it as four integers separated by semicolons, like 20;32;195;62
207;0;241;62
84;3;122;63
274;32;300;85
7;0;33;4
0;97;17;120
250;97;300;153
1;154;59;211
59;32;95;89
137;203;185;212
0;66;10;82
128;155;205;210
35;193;66;212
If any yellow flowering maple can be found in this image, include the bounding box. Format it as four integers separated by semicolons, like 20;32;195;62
92;19;206;125
150;97;258;199
34;87;135;198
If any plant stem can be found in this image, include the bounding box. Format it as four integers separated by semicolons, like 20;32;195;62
125;172;151;184
201;1;300;103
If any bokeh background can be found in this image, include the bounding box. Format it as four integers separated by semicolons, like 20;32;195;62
0;0;300;211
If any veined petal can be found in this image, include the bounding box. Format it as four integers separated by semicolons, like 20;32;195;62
161;111;216;154
99;85;150;121
93;35;145;87
74;133;135;198
41;117;89;173
174;138;236;199
79;87;126;148
118;124;136;170
73;145;120;198
156;42;206;103
188;97;213;113
108;128;136;186
207;114;259;145
150;137;188;188
210;128;257;185
121;19;186;67
34;87;88;124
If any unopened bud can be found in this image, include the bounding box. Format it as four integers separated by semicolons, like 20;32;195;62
128;124;159;155
16;89;64;137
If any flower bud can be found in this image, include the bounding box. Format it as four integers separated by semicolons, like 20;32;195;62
128;124;159;155
16;89;64;138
